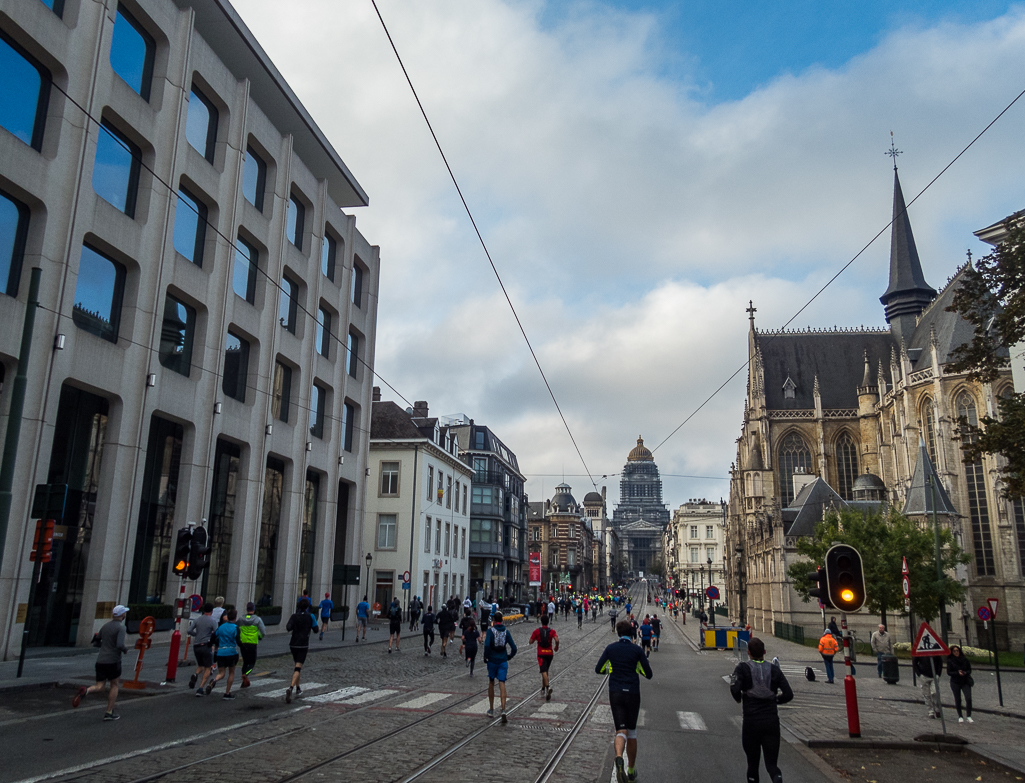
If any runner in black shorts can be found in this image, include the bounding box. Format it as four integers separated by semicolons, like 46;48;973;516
285;599;318;703
596;620;653;783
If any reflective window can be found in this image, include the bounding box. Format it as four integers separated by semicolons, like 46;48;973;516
342;402;355;452
279;276;298;333
185;85;217;162
222;330;249;402
0;189;29;297
777;432;812;507
309;383;325;439
0;33;51;150
232;236;257;303
110;3;154;101
158;294;195;376
72;244;125;342
351;262;363;308
321;234;336;281
272;361;291;423
93;121;140;217
922;398;937;461
242;145;266;212
317;307;331;357
38;0;65;15
286;193;304;251
347;330;359;377
172;187;207;266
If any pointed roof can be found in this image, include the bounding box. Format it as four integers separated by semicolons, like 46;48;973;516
783;477;849;537
880;169;936;322
903;438;957;516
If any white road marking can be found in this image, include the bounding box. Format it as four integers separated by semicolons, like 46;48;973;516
245;677;285;689
255;682;328;699
591;704;612;724
529;702;568;719
305;686;368;704
637;708;646;727
461;698;494;714
677;711;707;731
336;688;399;705
394;692;450;710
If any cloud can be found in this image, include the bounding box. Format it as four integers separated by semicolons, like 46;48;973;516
235;1;1025;508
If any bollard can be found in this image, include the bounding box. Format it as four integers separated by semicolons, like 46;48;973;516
123;616;154;690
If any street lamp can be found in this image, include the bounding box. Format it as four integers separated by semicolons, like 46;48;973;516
735;545;745;627
365;552;372;603
707;556;715;628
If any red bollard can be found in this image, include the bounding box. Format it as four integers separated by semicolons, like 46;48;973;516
124;617;154;690
165;579;187;682
841;612;861;738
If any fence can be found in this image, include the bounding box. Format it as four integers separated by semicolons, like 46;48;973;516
773;621;805;645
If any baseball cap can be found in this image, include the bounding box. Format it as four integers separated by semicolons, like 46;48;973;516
112;605;130;617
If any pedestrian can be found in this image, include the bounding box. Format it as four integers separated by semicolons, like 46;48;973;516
297;588;310;610
547;597;556;623
387;597;402;653
463;594;473;615
437;603;455;657
211;596;226;624
596;619;653;783
608;605;619;630
72;604;131;720
529;613;559;701
237;602;266;688
479;595;492;628
576;599;584;629
318;593;333;640
629;614;639;642
730;637;792;783
422;605;436;655
462;615;480;676
650;614;661;651
207;608;241;699
284;598;318;703
870;624;893;678
355;594;369;642
818;628;839;684
483;611;517;723
827;616;840;638
913;655;943;718
188;602;218;696
946;645;974;724
592;602;598;622
639;616;653;658
409;595;422;632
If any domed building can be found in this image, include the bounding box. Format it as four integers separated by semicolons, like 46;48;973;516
612;436;670;576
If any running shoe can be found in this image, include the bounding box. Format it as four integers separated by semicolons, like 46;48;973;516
500;711;508;724
188;674;197;689
103;712;120;721
285;686;293;704
319;632;323;640
195;689;204;697
967;716;975;723
615;757;627;783
546;687;552;702
205;683;214;695
223;692;236;700
486;709;495;718
388;648;392;654
465;658;470;668
72;686;87;708
241;675;250;688
627;770;637;783
296;685;302;695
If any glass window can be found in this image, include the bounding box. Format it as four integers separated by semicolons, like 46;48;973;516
690;525;697;539
0;189;29;297
206;439;239;599
222;330;249;402
256;457;284;605
425;517;432;552
38;0;66;16
172;187;206;266
342;401;355;452
347;330;359;377
321;234;336;281
279;276;298;333
298;472;319;597
381;462;399;495
309;382;325;439
446;476;452;509
317;308;331;357
778;432;812;506
158;294;195;376
436;518;442;553
286;193;304;251
232;236;257;303
185;85;217;162
959;392;995;577
0;33;51;150
444;522;450;556
475;431;485;449
377;514;397;550
242;145;266;212
427;466;434;500
271;361;291;423
351;262;363;308
93;121;141;217
705;525;714;539
110;3;154;101
922;398;937;461
72;244;125;342
835;432;859;500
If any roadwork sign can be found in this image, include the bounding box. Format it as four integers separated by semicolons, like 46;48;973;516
912;621;949;657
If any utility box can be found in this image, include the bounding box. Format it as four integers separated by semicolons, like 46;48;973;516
881;654;900;684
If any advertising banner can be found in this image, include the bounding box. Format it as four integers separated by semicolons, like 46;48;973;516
529;552;542;586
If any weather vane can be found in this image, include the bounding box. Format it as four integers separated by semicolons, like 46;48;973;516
886;131;902;170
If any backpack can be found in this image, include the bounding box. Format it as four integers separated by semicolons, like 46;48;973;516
805;666;816;682
539;627;552;648
490;627;508;652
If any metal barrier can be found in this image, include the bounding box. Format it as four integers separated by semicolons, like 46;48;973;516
773;621;805;645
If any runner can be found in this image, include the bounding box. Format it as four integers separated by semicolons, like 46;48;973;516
422;605;436;656
529;613;560;701
608;604;619;630
596;619;653;783
355;594;369;642
387;596;402;653
462;614;480;676
639;615;653;658
318;593;333;640
576;599;584;629
730;637;793;783
187;602;217;696
207;608;241;699
72;604;130;720
650;614;662;651
479;595;492;629
237;602;266;688
592;601;598;622
483;611;517;723
547;597;556;623
284;598;318;703
409;595;422;632
437;603;455;657
210;596;226;624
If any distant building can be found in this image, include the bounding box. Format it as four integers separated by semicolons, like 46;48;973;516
663;499;727;607
526;483;595;595
612;437;670;575
582;487;618;590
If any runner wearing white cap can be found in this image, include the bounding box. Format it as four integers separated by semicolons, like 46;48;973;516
72;605;131;720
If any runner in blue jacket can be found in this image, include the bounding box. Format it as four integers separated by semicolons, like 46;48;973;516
483;612;517;723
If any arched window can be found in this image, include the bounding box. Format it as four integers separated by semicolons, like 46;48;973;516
958;392;995;576
921;397;937;461
778;432;812;507
835;432;859;500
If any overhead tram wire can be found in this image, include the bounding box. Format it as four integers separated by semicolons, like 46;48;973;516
651;81;1025;456
371;1;598;491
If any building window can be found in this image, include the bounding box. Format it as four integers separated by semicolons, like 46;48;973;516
321;234;336;281
705;525;714;539
286;193;304;251
461;527;466;559
427;466;434;501
298;473;319;597
567;550;576;568
242;145;266;212
185;85;217;162
172;187;207;266
922;398;937;461
425;516;432;552
347;330;359;377
158;294;195;376
309;383;325;438
351;262;363;308
39;0;66;17
342;402;355;452
778;432;812;507
317;307;331;357
381;461;399;496
690;525;697;539
690;548;698;563
232;236;258;303
463;485;468;515
835;432;859;500
475;431;485;449
0;188;29;297
272;361;291;423
94;121;141;217
222;330;249;403
279;275;298;333
377;514;397;550
110;3;154;101
1012;499;1025;578
436;518;442;554
473;457;487;479
446;476;452;509
0;33;51;150
706;547;714;562
73;244;125;343
444;522;451;555
256;457;284;605
958;392;995;577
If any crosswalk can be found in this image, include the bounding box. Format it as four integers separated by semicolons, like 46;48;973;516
249;679;398;706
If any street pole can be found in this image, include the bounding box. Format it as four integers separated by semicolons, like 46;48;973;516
990;620;1004;706
165;572;188;683
840;612;861;738
927;475;949;644
405;447;419;619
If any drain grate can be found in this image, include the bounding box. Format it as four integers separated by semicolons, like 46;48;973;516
513;723;573;733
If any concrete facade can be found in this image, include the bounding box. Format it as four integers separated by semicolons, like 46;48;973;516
663;499;727;608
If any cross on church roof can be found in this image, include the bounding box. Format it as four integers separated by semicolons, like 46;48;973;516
886;131;902;171
746;301;757;322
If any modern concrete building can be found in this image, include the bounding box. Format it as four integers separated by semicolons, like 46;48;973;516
0;0;379;655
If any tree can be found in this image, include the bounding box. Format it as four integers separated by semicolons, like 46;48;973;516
786;507;969;624
947;211;1025;497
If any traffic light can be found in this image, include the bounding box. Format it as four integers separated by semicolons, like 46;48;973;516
807;566;831;609
186;525;211;580
172;527;192;575
825;544;866;612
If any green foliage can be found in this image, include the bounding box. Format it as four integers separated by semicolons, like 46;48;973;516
786;507;969;622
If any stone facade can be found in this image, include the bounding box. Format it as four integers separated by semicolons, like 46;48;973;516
611;436;669;575
663;499;727;607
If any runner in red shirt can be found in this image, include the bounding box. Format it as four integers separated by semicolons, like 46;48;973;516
529;613;560;702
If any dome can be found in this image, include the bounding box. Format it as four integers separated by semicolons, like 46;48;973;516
627;436;654;462
550;483;576;512
852;471;886;502
583;491;603;504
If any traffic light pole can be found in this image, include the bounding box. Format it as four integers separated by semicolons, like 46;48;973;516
840;612;861;738
165;574;187;683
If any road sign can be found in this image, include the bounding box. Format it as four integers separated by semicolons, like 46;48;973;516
901;556;911;612
987;597;999;618
402;570;411;584
189;594;203;612
912;621;950;657
705;585;720;600
401;582;410;590
977;606;992;622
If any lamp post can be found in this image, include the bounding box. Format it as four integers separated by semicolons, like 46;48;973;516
365;552;373;605
699;563;705;616
707;556;715;628
735;545;745;626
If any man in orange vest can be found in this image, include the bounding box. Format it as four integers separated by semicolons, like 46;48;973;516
818;629;839;683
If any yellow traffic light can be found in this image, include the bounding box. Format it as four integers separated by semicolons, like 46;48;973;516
840;588;854;602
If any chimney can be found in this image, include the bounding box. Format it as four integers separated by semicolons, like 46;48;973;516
413;400;429;418
372;386;381;402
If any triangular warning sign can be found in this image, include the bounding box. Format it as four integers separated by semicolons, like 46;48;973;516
912;621;950;657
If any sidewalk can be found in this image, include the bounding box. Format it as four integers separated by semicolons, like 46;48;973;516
673;616;1025;775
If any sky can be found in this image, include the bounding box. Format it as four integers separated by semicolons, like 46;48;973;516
235;0;1025;512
